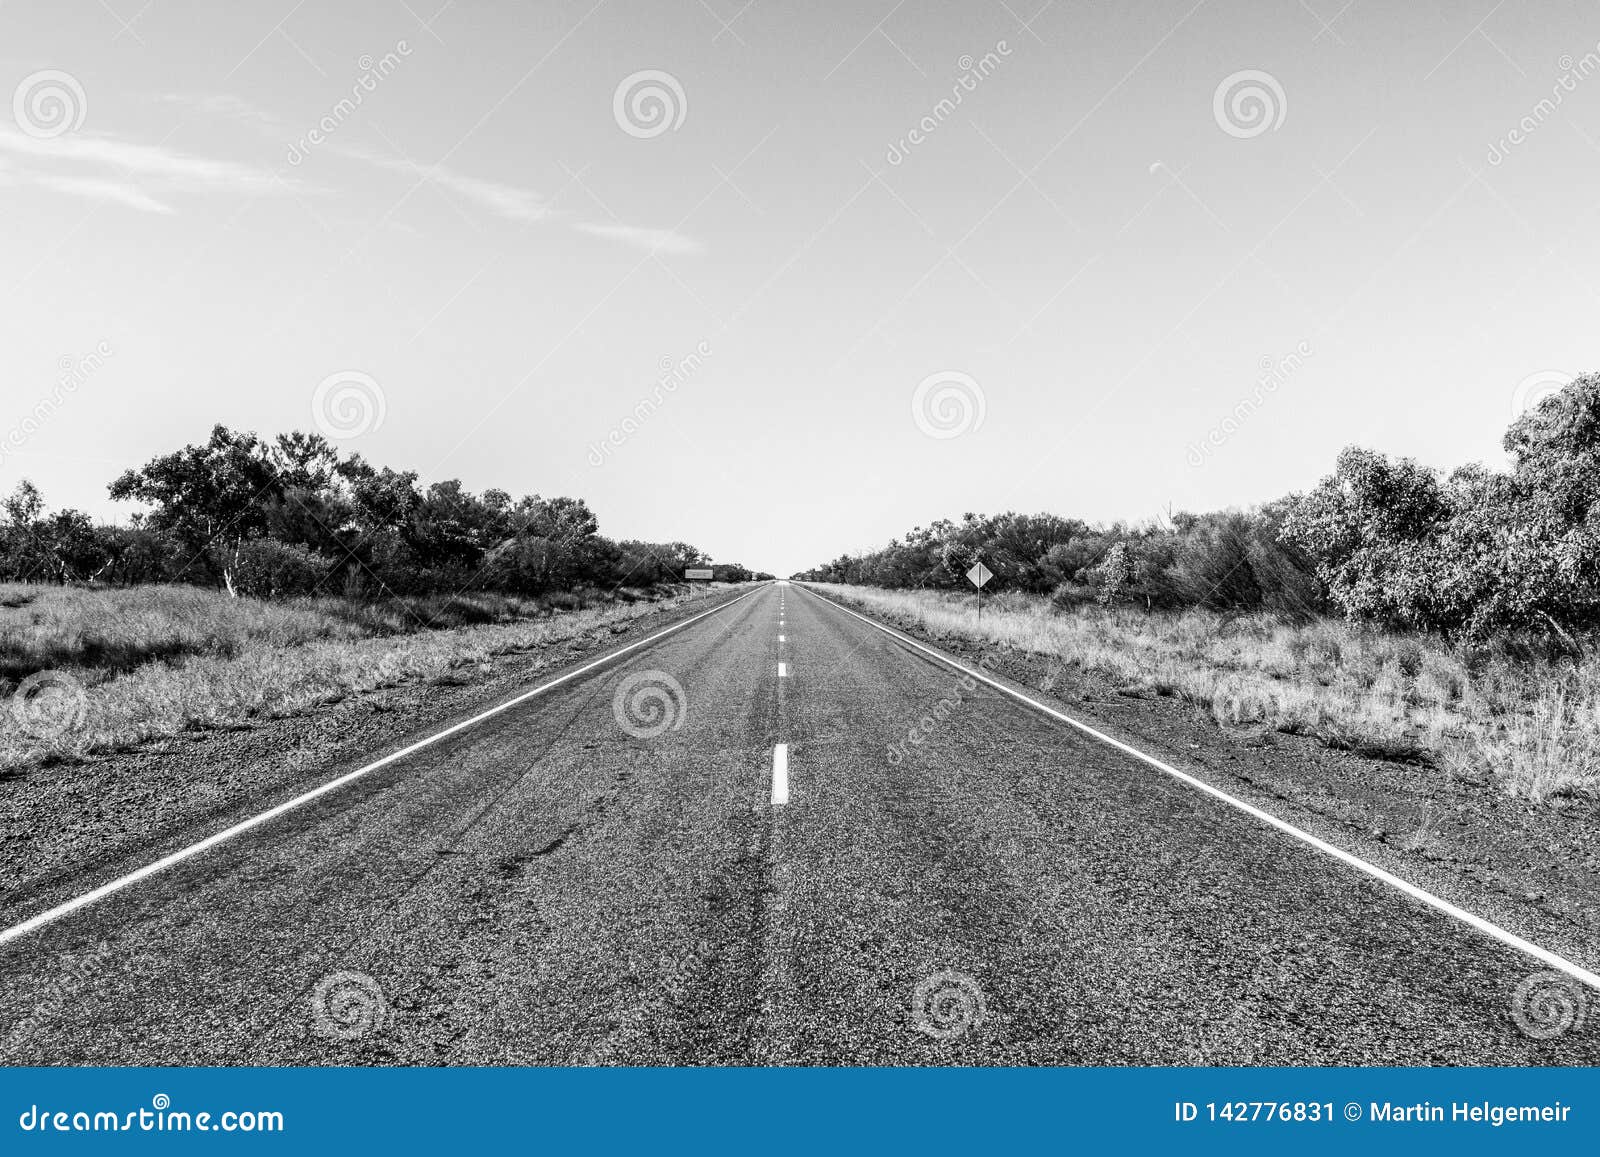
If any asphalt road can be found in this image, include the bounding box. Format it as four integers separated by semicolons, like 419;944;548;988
2;582;1596;1064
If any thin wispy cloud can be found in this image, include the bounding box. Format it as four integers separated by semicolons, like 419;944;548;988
32;174;176;214
0;126;302;214
152;92;281;128
115;90;705;250
335;144;552;223
573;222;703;256
0;129;291;194
334;143;702;253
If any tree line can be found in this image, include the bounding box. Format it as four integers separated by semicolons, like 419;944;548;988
1;425;771;598
795;373;1600;640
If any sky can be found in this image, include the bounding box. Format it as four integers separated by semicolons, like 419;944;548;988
2;0;1599;577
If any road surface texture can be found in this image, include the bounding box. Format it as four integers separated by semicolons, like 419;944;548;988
2;582;1595;1065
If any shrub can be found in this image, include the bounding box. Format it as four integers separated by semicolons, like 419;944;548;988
233;540;331;599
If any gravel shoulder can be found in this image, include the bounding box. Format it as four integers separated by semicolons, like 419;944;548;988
0;584;756;932
812;586;1600;982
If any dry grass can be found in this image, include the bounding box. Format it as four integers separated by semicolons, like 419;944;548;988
812;583;1600;805
0;583;369;681
0;581;722;771
0;583;629;684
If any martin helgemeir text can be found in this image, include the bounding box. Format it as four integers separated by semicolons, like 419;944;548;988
1370;1102;1572;1126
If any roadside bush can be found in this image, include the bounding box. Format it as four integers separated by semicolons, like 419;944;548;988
1281;374;1600;638
233;539;330;599
799;373;1600;639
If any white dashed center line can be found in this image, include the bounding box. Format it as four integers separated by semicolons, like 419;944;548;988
771;743;789;806
774;590;791;805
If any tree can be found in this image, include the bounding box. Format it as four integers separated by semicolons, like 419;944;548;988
63;422;722;601
0;481;115;583
1;480;50;581
108;425;279;594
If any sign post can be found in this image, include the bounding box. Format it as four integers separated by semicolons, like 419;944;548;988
685;568;714;581
965;560;993;620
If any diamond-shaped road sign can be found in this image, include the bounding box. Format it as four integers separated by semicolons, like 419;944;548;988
966;561;993;589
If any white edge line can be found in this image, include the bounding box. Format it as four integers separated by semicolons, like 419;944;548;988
772;743;789;806
0;585;765;947
798;584;1600;993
